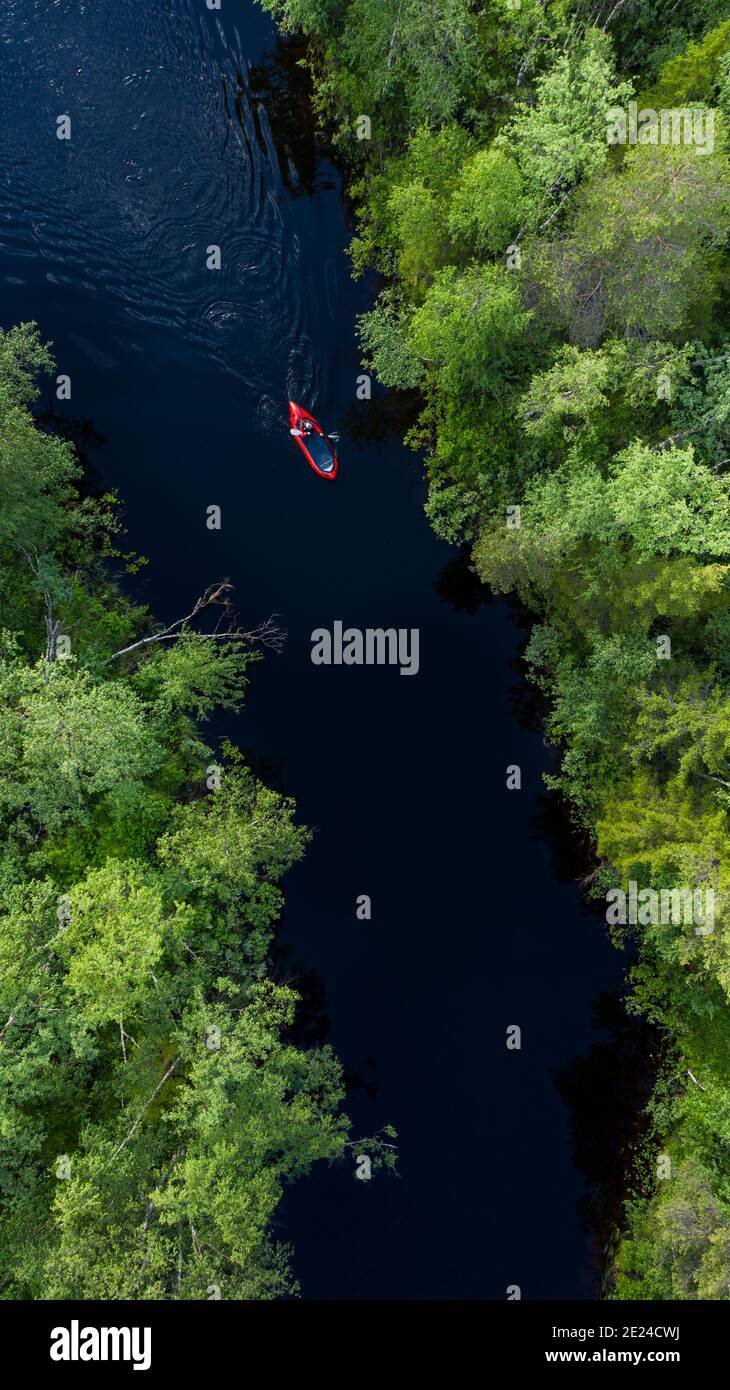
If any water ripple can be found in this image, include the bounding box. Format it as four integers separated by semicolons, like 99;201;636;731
0;0;315;406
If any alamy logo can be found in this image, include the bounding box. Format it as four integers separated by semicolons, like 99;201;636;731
311;621;419;676
50;1321;151;1371
606;881;714;936
606;102;714;155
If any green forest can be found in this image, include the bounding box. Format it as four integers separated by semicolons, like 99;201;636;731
257;0;730;1298
3;0;730;1306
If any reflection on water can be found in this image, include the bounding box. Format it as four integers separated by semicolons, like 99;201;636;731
249;34;336;198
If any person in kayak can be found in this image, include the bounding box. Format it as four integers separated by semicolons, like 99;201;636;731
290;419;314;438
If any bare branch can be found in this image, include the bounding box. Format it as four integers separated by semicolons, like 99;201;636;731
692;353;730;369
650;412;715;453
18;546;62;662
383;0;403;82
602;0;628;31
105;582;287;663
516;33;548;88
119;1018;136;1062
111;1054;181;1158
241;614;288;654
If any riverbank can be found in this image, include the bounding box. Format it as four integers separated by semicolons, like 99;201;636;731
256;1;730;1298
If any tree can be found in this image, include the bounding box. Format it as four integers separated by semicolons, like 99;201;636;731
0;350;80;554
0;648;165;842
613;1159;730;1301
407;263;531;404
4;988;348;1299
352;122;474;280
332;0;482;138
497;30;633;226
357;294;423;391
529;143;730;346
647;17;730;107
516;341;693;470
447;148;524;257
55;860;190;1033
475;440;730;638
387;181;452;293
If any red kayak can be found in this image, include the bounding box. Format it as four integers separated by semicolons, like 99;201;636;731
289;401;339;480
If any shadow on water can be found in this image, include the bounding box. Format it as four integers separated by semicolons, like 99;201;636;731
248;34;336;197
341;384;424;446
271;937;380;1102
555;988;663;1281
434;547;494;615
530;790;603;891
35;405;107;493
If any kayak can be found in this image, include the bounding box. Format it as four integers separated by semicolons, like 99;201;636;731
289;401;339;480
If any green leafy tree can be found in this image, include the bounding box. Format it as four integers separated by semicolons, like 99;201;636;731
447;148;524;257
530;143;730;346
408;263;531;404
497;30;633;225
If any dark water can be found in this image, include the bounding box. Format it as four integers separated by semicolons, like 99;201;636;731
0;0;626;1299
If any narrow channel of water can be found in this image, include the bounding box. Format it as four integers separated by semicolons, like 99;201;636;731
0;0;626;1298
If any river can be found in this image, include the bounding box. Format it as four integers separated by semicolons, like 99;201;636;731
0;0;627;1299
